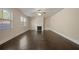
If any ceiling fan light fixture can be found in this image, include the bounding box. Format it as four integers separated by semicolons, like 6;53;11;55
37;13;42;16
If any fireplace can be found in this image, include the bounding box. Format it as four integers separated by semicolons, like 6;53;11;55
37;26;42;31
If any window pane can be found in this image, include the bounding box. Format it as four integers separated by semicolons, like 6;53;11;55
0;9;3;19
3;9;10;20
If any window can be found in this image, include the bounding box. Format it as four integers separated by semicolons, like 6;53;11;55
0;8;13;30
0;8;13;20
3;9;10;20
3;9;13;20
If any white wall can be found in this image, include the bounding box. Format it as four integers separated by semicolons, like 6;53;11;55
30;15;44;31
0;9;30;45
45;8;79;44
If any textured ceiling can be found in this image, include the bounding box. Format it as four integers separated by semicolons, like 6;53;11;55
19;8;63;17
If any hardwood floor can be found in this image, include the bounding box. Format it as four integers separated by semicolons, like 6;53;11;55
0;30;79;50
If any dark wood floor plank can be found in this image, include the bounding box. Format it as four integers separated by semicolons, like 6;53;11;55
0;30;79;50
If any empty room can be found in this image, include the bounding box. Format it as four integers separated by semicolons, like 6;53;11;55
0;8;79;50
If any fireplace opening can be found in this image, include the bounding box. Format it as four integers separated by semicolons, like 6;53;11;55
37;26;42;31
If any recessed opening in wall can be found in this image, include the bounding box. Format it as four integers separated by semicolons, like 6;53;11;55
20;16;26;26
37;26;42;31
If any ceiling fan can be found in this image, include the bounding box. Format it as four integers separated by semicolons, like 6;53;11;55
32;8;48;16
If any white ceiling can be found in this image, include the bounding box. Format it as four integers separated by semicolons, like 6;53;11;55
19;8;63;17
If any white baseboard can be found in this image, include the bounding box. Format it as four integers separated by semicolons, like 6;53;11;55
49;29;79;45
